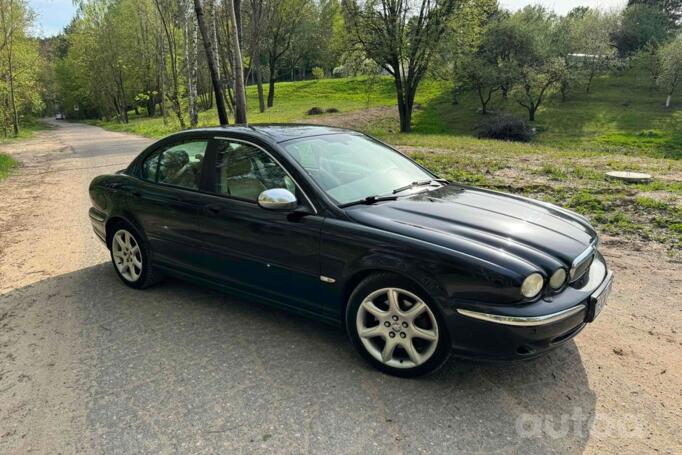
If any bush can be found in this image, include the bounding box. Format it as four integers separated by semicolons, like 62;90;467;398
476;114;534;142
306;107;324;115
325;107;339;113
312;67;325;79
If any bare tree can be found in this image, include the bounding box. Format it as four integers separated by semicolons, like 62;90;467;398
183;4;199;127
246;0;266;112
224;0;247;123
342;0;457;132
194;0;229;124
264;0;308;108
154;0;186;128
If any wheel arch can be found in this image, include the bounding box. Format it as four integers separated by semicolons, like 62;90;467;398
105;215;144;249
339;267;438;324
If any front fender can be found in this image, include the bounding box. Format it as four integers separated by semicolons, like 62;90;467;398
321;218;522;317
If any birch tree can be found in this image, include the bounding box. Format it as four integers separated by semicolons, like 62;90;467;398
658;37;682;108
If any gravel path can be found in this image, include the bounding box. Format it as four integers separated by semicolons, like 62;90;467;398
0;120;680;454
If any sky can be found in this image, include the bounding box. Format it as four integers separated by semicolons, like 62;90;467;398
500;0;627;15
28;0;77;37
27;0;629;38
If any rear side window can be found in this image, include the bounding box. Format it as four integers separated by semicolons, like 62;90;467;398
142;140;208;190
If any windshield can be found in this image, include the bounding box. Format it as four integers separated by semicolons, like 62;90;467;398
282;134;434;205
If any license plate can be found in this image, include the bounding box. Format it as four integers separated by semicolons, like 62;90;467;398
587;272;613;322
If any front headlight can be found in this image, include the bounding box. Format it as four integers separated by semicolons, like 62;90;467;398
549;268;567;290
521;273;544;299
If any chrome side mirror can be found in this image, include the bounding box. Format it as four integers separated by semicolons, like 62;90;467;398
257;188;298;211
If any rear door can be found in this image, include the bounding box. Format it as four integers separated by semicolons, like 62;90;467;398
131;138;213;273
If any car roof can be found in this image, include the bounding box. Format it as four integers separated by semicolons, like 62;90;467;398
174;123;356;144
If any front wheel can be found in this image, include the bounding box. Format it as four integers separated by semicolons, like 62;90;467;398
346;273;450;377
109;224;161;289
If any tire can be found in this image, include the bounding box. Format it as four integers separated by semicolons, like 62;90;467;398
346;273;451;377
108;222;162;289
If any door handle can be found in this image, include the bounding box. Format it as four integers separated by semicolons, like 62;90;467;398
205;204;221;215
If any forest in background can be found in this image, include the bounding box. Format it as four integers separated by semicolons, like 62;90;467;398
0;0;681;138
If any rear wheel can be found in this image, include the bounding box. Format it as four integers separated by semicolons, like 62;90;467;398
346;273;450;377
109;223;161;289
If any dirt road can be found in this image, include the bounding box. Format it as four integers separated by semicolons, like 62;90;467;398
0;120;680;454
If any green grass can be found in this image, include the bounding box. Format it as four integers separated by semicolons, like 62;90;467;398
0;117;48;181
86;71;682;160
81;71;682;250
0;153;18;180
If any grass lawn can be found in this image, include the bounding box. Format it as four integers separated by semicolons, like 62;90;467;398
0;153;18;181
81;71;682;251
0;117;48;181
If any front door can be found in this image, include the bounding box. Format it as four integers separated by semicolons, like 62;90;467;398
197;138;324;313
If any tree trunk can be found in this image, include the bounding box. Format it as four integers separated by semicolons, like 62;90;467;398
226;0;247;123
194;0;229;125
6;13;18;137
478;88;490;115
586;70;595;94
184;13;198;127
254;50;265;113
159;36;167;124
529;105;536;122
267;76;275;108
393;75;411;133
666;94;672;108
234;0;243;46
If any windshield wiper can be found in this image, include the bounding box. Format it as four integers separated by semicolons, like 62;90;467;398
339;195;399;208
392;178;448;194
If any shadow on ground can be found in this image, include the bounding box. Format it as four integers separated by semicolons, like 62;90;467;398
3;263;598;454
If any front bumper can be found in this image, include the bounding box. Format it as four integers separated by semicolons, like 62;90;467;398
445;252;611;361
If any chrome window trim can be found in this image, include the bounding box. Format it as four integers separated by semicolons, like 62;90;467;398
213;136;318;215
570;238;598;282
456;305;585;327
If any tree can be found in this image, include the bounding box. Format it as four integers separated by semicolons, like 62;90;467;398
245;0;267;112
0;0;41;136
565;9;617;94
657;37;682;107
154;0;187;127
194;0;229;124
477;17;533;100
628;0;682;29
225;0;247;122
613;4;670;56
460;55;500;114
264;0;309;108
516;57;566;121
342;0;458;132
508;7;566;121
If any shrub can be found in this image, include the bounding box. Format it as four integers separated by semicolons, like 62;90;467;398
312;67;325;80
476;114;534;142
306;107;324;115
326;107;339;113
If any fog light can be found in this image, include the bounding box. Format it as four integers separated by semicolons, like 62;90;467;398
521;273;544;299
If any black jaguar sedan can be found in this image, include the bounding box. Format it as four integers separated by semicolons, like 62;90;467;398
89;124;613;377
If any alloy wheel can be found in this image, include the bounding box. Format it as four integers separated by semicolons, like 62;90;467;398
112;229;142;282
356;287;439;369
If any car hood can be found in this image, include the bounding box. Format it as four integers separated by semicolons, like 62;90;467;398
345;184;597;271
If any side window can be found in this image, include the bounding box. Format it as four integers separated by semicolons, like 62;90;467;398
214;140;296;201
157;140;208;190
141;150;160;182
